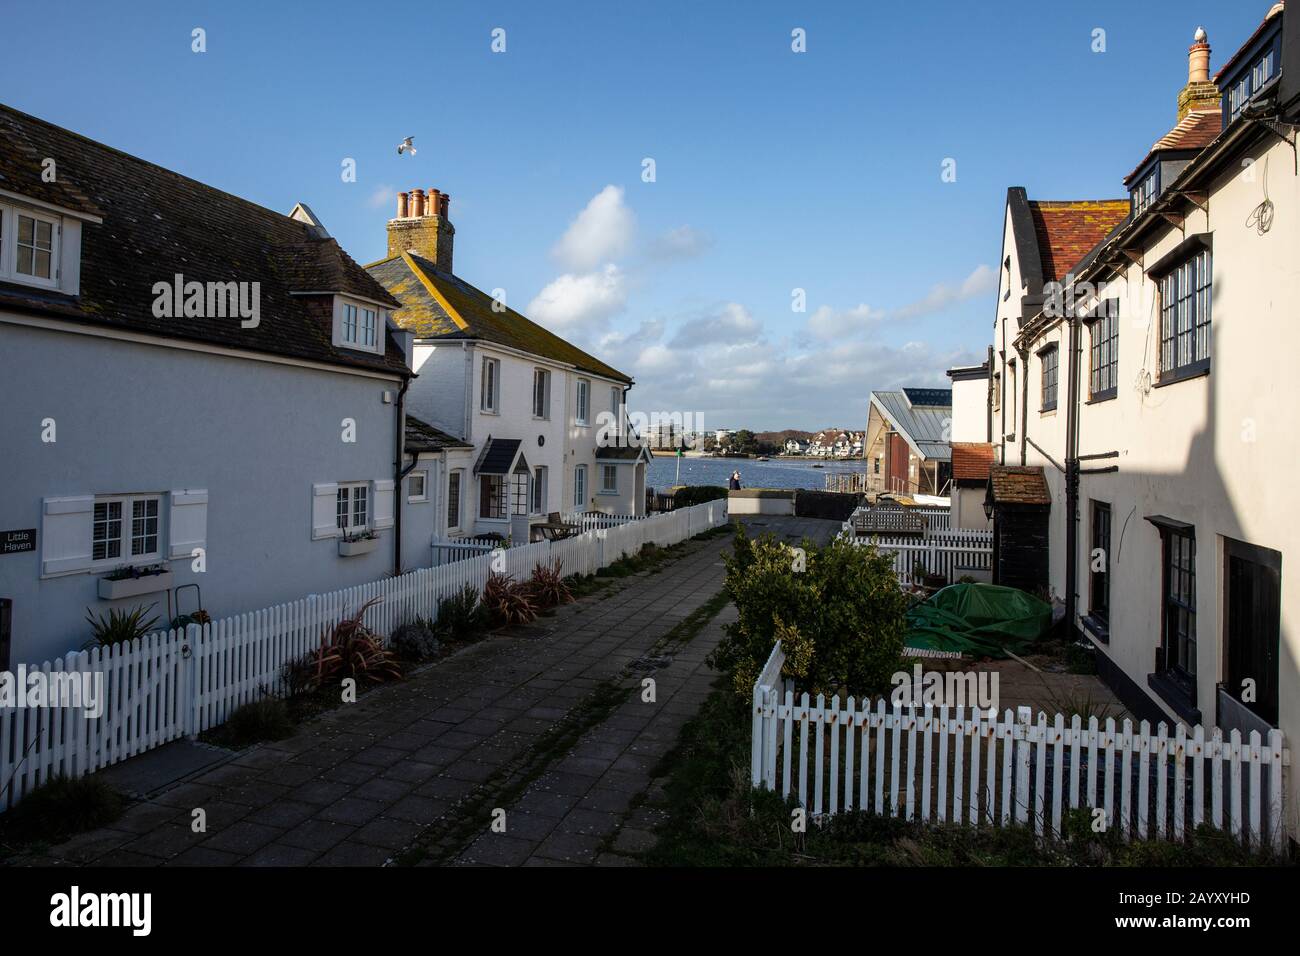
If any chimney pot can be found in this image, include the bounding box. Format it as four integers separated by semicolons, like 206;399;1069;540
428;189;441;217
410;188;426;218
1188;30;1211;84
397;191;409;218
440;192;451;217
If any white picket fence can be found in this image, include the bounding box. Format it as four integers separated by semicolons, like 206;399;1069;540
843;530;994;585
0;500;730;813
750;642;1290;852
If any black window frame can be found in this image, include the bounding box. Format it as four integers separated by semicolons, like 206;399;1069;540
1089;500;1111;628
1158;525;1197;700
1085;298;1119;402
1038;344;1058;412
1131;167;1158;216
1156;245;1212;384
1223;538;1281;727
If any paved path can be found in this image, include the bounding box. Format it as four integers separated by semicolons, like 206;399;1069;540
22;516;837;868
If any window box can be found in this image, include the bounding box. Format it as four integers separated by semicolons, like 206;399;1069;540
98;566;173;600
338;533;380;557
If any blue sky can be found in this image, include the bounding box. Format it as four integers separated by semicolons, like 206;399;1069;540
2;0;1270;430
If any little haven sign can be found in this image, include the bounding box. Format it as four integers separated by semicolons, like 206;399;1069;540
1;529;36;555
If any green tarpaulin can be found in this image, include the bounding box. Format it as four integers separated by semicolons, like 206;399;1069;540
904;583;1052;659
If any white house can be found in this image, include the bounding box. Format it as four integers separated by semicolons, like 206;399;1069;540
0;104;426;666
367;189;649;545
986;6;1300;834
946;362;993;529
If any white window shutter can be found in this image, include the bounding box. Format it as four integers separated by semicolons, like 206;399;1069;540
373;479;395;529
312;482;341;539
41;495;94;574
168;489;208;558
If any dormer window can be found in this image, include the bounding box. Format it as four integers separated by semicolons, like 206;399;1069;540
0;203;61;289
1131;169;1157;216
1226;46;1277;123
332;296;385;354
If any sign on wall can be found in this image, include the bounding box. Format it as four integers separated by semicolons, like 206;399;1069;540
1;529;36;555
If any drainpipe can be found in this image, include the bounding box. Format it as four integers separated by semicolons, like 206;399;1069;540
1063;308;1083;636
393;377;412;576
1017;344;1030;466
986;345;994;443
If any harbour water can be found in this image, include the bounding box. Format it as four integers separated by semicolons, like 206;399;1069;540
645;455;865;492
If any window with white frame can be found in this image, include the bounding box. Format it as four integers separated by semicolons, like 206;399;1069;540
336;483;369;534
533;368;550;419
610;386;620;418
481;357;500;413
447;470;463;529
0;204;60;288
407;470;428;503
574;465;587;509
1227;46;1277;122
575;378;590;425
92;494;161;564
601;464;617;494
532;466;547;514
334;298;384;353
479;474;507;519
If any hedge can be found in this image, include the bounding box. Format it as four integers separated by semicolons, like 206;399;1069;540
670;485;730;507
793;489;863;521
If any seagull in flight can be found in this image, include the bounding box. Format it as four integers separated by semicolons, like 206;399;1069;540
397;136;416;156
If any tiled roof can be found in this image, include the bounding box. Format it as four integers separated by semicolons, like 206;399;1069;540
951;442;994;482
870;390;952;461
989;465;1051;506
1027;201;1131;282
405;414;472;453
367;252;632;384
1124;109;1224;184
0;103;408;376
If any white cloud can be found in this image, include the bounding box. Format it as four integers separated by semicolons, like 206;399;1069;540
551;185;635;271
894;264;997;320
646;225;713;261
366;184;396;208
527;264;628;333
667;303;760;349
806;303;885;341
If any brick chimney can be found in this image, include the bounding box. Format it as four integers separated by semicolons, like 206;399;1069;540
1177;27;1219;121
386;187;455;272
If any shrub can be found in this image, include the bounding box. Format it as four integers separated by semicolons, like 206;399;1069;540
281;654;318;700
434;584;487;640
84;604;159;648
220;698;295;747
672;485;729;507
308;597;402;686
483;572;538;627
708;526;907;697
528;558;574;609
389;620;441;662
793;489;863;521
4;775;123;842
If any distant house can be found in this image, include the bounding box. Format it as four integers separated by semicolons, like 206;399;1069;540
783;437;809;455
863;389;952;495
367;189;649;542
0;104;416;666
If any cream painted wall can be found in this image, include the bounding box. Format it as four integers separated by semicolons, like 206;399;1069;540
1004;134;1300;832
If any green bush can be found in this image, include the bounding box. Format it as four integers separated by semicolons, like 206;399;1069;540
219;698;294;748
389;620;441;662
4;775;123;842
793;489;863;521
83;603;159;648
671;485;729;507
434;583;488;641
708;526;907;697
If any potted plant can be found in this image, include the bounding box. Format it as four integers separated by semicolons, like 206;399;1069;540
97;563;174;600
338;529;380;556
